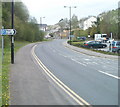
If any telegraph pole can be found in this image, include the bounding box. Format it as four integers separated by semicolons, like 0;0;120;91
11;0;14;64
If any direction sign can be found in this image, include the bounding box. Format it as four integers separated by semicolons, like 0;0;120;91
69;35;75;38
0;29;16;35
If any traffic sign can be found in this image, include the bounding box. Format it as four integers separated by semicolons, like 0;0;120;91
0;29;16;35
69;35;75;38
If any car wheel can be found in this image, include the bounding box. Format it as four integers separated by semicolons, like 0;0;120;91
90;46;93;49
117;50;120;54
102;45;105;48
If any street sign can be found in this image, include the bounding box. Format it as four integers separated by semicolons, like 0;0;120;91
69;35;75;38
0;29;16;35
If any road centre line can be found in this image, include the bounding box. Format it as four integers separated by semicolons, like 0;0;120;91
57;52;87;66
71;58;87;66
58;53;67;58
31;45;91;106
98;70;120;79
64;44;118;79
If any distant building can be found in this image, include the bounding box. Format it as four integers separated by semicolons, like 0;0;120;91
37;24;47;31
79;16;97;30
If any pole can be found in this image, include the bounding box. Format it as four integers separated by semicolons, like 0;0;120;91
1;26;4;63
110;33;112;52
2;36;4;63
40;17;42;30
40;17;45;30
69;7;71;45
40;17;42;24
11;0;14;64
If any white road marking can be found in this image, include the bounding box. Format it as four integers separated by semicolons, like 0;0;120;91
92;62;98;64
84;59;90;61
31;45;91;106
58;53;67;58
98;70;120;79
71;58;87;66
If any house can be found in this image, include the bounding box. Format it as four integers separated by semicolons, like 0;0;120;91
79;16;97;30
37;24;47;31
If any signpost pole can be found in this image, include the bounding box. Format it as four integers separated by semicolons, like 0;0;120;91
11;0;14;64
111;32;113;52
1;26;4;63
2;36;4;62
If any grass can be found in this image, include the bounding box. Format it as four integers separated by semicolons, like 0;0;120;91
0;48;2;106
1;41;30;106
1;39;50;106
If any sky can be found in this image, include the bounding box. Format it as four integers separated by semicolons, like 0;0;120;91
21;0;119;25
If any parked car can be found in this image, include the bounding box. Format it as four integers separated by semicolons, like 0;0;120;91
84;41;107;48
77;36;86;41
109;41;120;53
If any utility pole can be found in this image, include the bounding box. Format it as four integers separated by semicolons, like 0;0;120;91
11;0;14;64
40;17;45;30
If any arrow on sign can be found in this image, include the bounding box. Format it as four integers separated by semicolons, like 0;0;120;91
0;29;16;35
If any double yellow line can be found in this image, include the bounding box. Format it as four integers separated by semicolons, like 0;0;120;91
31;45;92;106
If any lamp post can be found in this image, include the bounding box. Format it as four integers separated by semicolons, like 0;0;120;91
64;6;76;45
40;17;45;30
59;18;64;39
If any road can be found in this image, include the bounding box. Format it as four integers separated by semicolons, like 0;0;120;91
10;43;78;105
34;39;118;105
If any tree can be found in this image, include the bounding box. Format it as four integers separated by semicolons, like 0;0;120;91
71;14;79;29
14;2;29;22
99;9;118;38
94;17;100;33
57;18;69;31
2;2;45;43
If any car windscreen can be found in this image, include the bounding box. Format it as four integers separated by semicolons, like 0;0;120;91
116;42;120;46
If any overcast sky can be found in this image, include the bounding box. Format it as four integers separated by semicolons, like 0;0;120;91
21;0;119;25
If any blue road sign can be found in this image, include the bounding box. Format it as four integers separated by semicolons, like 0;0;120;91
0;29;16;35
2;29;6;35
69;35;75;38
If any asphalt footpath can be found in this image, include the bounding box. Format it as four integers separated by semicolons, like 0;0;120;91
63;41;118;59
10;43;77;105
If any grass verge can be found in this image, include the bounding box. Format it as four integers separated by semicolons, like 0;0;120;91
0;48;2;106
2;41;30;106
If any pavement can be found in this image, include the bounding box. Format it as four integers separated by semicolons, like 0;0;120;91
10;43;77;105
63;40;118;59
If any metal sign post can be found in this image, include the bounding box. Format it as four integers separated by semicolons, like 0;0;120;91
1;26;4;63
2;36;4;62
0;1;16;64
111;33;113;52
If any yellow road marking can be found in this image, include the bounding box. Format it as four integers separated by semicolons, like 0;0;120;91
31;45;92;106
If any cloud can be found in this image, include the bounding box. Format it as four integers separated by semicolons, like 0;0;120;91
21;0;119;25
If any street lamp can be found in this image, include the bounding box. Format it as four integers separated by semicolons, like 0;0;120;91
64;6;77;45
40;17;45;30
59;18;64;39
